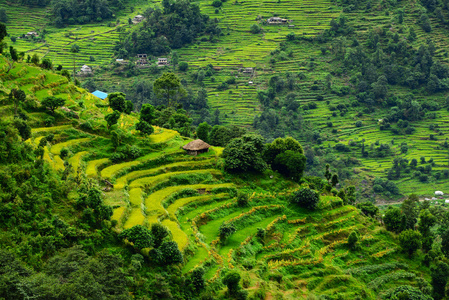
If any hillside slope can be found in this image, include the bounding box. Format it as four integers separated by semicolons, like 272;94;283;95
0;58;440;299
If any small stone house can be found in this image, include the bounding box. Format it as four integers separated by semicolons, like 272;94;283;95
132;15;145;24
78;65;93;76
182;139;211;156
267;17;288;24
25;31;39;38
136;54;149;67
157;57;169;67
239;67;254;76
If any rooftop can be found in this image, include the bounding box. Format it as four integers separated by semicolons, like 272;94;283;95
182;139;211;151
92;90;108;100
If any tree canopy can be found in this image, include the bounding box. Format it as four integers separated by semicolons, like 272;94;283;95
222;134;267;173
153;73;186;107
41;96;65;113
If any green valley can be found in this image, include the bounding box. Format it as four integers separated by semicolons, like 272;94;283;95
1;0;449;299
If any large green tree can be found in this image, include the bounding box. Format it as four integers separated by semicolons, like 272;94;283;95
119;225;153;251
398;229;422;257
222;134;267;173
140;103;156;124
70;43;79;80
196;122;211;142
153;73;186;107
105;111;121;130
9;89;26;115
384;206;404;233
264;137;306;180
431;261;449;300
41;96;65;113
290;187;320;210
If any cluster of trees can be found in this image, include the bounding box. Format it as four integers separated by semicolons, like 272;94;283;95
222;136;307;180
115;0;221;56
119;224;183;265
50;0;127;27
387;155;449;183
19;0;50;6
379;195;449;299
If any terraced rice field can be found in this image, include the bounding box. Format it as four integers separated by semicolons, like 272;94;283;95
1;57;433;298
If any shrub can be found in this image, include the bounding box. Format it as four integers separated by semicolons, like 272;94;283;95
219;222;236;242
237;192;249;207
178;62;188;71
355;120;362;127
212;0;222;7
398;229;422;257
44;116;55;127
60;148;69;159
347;231;359;250
290;187;320;210
250;24;261;34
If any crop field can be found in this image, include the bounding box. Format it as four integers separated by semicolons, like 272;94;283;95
2;1;446;296
0;0;151;69
50;137;91;155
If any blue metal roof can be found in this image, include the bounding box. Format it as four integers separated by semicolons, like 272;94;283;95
92;90;108;100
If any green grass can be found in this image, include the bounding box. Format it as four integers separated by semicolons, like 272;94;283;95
145;183;233;221
86;158;109;177
162;219;189;250
123;207;145;229
68;151;89;171
114;158;215;189
129;188;143;207
129;169;221;189
101;160;141;179
167;193;228;219
51;138;91;155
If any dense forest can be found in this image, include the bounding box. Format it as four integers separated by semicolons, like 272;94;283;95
50;0;129;26
115;0;221;56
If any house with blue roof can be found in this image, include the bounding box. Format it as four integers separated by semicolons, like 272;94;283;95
91;90;108;100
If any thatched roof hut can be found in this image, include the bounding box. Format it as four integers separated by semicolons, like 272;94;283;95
182;139;211;156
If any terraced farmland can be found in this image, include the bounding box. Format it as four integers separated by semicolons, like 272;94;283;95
0;58;437;298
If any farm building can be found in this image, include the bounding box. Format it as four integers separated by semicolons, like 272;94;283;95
78;65;93;76
157;58;169;67
25;31;39;38
267;17;288;24
91;90;108;100
136;54;149;67
182;139;211;156
239;67;255;76
132;15;145;24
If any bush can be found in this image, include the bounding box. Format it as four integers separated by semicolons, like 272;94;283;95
237;192;249;207
178;61;188;71
44;117;55;127
398;229;422;257
60;148;69;159
347;231;359;250
212;0;222;7
290;187;320;210
355;120;362;127
250;24;261;34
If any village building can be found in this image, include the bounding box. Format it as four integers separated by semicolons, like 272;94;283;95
136;54;150;67
132;15;145;24
78;65;93;76
267;17;288;24
239;67;255;76
182;139;211;156
115;58;128;65
25;31;39;38
91;90;108;100
157;57;169;67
